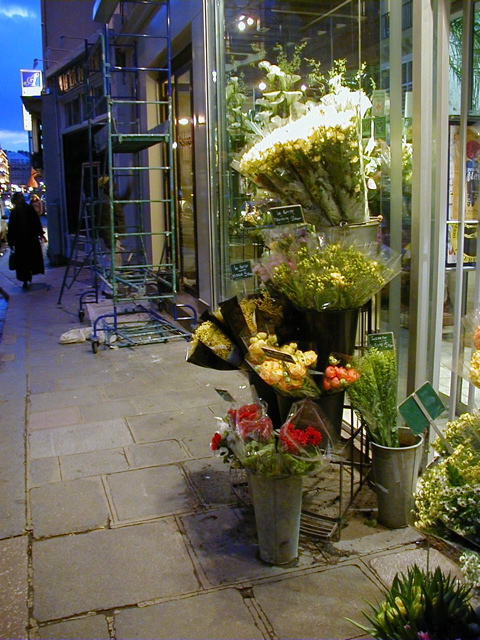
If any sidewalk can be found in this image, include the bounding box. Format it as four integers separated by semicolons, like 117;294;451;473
0;251;462;640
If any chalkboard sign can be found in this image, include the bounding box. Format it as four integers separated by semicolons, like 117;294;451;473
230;261;253;280
269;205;304;226
367;332;395;350
261;346;296;363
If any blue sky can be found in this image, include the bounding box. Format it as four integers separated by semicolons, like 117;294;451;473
0;0;42;151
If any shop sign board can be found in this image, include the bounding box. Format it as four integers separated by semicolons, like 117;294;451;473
270;204;304;225
20;70;43;96
230;260;253;280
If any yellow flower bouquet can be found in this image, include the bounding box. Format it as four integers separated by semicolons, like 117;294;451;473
233;73;378;227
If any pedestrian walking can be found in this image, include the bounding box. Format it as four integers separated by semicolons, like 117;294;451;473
30;194;44;217
7;192;45;289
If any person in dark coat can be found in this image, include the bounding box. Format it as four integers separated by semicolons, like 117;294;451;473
7;192;45;289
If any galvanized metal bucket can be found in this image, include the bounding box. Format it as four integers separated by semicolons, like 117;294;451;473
371;427;423;529
247;471;303;564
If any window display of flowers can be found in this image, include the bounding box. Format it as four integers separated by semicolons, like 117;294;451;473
414;411;480;541
233;69;379;227
349;564;480;640
210;399;330;477
255;230;401;312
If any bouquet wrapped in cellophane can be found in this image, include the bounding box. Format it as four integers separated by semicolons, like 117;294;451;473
210;399;331;477
255;229;401;311
219;291;285;353
187;311;244;370
232;74;379;227
247;332;320;398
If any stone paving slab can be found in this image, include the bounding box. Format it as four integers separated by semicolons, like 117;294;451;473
32;519;200;622
55;370;117;391
181;431;217;459
30;476;110;538
0;536;28;640
114;588;263;639
131;387;220;415
79;397;139;422
124;440;189;468
60;448;129;480
369;546;464;586
28;457;61;487
37;614;110;639
253;563;383;640
28;406;83;431
126;405;216;443
29;387;105;413
0;477;27;540
28;418;134;459
106;464;197;522
180;508;325;588
102;373;197;399
334;523;423;556
182;457;238;506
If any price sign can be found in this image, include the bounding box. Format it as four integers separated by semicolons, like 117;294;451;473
374;116;387;139
362;117;372;138
230;261;253;280
398;396;430;434
261;347;296;363
398;382;449;450
415;382;445;421
368;332;395;350
215;388;236;403
269;205;304;226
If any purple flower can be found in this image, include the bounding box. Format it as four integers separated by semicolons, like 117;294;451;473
417;632;431;640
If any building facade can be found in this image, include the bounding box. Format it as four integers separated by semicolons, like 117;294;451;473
0;149;9;191
37;0;480;419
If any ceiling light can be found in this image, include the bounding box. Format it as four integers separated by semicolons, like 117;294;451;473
246;16;254;25
178;117;189;125
258;81;267;91
301;84;307;92
238;20;246;31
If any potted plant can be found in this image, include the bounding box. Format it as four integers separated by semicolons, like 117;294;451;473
348;563;480;640
346;346;424;528
210;399;332;564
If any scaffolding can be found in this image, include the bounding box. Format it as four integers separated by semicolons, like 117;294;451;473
77;0;194;351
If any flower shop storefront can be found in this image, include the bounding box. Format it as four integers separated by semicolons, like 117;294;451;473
202;0;480;418
186;0;480;581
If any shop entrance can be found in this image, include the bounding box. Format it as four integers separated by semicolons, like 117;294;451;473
166;54;199;297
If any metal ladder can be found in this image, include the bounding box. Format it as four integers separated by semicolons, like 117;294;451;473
82;0;195;350
57;162;101;307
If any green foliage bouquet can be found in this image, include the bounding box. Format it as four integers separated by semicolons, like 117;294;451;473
346;347;399;447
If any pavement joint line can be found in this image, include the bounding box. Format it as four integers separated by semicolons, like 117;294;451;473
173;513;211;590
100;474;121;525
242;594;278;640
